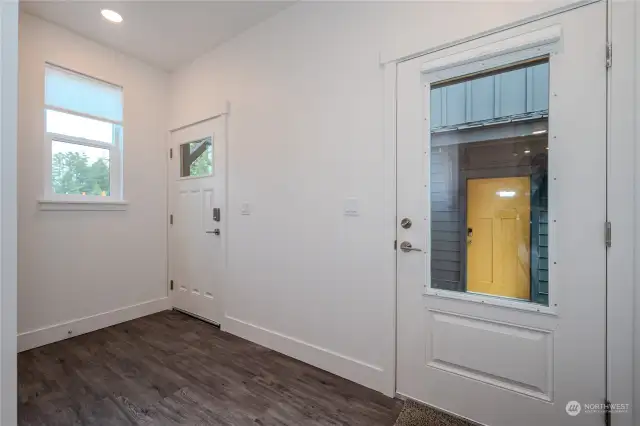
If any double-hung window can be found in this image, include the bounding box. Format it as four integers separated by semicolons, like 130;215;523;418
44;64;123;201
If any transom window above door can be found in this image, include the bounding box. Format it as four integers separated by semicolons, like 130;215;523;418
43;64;123;201
428;60;550;306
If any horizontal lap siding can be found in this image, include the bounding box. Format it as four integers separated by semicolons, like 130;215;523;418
535;210;549;303
431;148;463;291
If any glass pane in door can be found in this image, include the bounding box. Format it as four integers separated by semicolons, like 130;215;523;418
180;137;213;178
429;60;550;305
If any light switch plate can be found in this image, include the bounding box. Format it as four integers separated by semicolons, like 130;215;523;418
344;197;359;216
240;202;251;215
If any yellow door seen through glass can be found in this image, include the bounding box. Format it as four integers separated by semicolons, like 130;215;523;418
466;176;531;300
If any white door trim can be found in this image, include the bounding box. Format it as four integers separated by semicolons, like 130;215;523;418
169;109;228;133
383;62;398;398
607;0;637;425
420;25;561;75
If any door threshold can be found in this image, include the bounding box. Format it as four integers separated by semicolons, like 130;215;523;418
172;308;220;328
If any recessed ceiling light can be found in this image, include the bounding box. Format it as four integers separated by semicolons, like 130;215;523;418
524;149;531;154
532;130;548;135
101;9;123;23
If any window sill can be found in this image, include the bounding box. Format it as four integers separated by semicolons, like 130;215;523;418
38;199;129;211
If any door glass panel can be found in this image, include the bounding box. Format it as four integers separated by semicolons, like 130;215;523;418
429;60;549;305
180;137;213;178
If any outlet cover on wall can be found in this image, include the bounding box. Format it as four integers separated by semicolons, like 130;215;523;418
241;202;251;215
344;197;359;216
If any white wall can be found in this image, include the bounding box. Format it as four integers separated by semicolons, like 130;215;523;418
18;13;170;350
1;1;19;424
170;0;583;395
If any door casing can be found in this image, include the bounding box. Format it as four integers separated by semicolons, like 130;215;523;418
167;109;229;326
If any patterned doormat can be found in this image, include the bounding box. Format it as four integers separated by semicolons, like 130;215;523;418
394;400;476;426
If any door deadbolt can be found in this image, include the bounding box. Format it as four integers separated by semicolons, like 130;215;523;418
401;218;412;229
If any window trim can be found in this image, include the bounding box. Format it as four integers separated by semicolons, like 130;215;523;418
42;105;124;205
37;198;129;211
420;29;560;316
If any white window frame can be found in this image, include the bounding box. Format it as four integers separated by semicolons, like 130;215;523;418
41;68;126;209
420;26;561;315
178;136;214;181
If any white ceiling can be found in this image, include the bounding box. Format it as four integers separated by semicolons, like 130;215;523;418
21;1;293;71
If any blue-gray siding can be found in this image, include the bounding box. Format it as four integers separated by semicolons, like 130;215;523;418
534;210;549;303
431;147;464;291
430;62;549;129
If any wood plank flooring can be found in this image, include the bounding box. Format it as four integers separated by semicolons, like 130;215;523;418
18;310;402;425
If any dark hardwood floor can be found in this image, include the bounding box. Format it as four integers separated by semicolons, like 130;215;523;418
18;310;402;425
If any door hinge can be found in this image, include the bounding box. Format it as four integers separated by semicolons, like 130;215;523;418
170;280;174;291
606;43;612;68
605;221;612;248
169;148;173;159
170;214;173;225
604;399;611;426
394;240;397;251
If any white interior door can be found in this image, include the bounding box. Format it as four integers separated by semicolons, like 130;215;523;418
169;117;226;325
396;4;606;426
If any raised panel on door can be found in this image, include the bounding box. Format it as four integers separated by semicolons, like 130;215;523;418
426;309;553;401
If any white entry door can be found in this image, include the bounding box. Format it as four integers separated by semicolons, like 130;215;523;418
169;117;226;325
396;4;606;426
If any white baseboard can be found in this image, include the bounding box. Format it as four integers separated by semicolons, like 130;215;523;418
224;315;391;395
18;297;171;352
